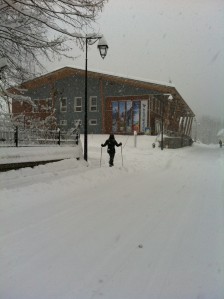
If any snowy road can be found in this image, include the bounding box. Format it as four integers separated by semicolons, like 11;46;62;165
0;136;224;299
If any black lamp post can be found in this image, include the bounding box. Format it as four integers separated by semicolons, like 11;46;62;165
84;35;108;162
161;99;164;150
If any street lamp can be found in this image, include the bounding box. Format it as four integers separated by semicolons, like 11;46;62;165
155;93;173;150
84;34;108;161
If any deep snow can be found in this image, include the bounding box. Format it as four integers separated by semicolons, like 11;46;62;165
0;135;223;299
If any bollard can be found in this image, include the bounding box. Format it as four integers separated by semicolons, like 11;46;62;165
75;132;79;145
14;126;18;147
57;128;61;145
134;130;137;147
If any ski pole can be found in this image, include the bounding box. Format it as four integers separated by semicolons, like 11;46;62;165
122;135;129;149
100;146;102;167
121;145;123;167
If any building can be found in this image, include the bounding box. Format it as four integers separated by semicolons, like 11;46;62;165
11;67;195;140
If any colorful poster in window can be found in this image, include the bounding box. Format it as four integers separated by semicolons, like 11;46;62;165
112;101;118;132
119;102;125;132
140;100;148;133
126;101;132;133
133;101;140;132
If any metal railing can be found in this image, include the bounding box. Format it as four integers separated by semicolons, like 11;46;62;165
0;126;80;147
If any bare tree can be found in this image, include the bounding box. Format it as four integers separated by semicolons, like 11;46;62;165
0;0;107;86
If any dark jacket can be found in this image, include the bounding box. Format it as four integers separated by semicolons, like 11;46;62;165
101;134;122;153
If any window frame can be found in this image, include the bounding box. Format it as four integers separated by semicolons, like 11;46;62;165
89;119;97;126
74;97;82;112
60;97;67;112
89;96;97;112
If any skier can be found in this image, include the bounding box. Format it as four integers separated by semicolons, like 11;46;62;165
219;140;222;148
101;134;122;167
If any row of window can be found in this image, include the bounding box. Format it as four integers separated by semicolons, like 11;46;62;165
32;96;98;113
33;98;52;112
60;119;98;126
61;96;97;113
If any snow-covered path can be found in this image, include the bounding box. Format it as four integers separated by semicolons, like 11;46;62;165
0;136;223;299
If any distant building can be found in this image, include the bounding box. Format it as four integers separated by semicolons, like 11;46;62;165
11;67;194;137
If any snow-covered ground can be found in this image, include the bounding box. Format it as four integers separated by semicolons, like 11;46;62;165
0;134;223;299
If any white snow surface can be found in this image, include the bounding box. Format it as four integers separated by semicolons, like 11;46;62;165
0;135;223;299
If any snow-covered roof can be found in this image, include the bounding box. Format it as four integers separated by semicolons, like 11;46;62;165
45;65;175;88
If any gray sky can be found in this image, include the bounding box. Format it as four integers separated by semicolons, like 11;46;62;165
44;0;224;120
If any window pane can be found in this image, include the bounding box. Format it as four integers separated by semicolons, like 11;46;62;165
89;119;97;125
91;98;97;105
76;98;81;106
119;102;125;132
90;96;97;112
126;101;132;133
75;97;82;112
133;101;140;132
112;101;118;132
60;98;67;112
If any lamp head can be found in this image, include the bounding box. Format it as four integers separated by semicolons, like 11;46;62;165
97;36;109;59
163;93;173;101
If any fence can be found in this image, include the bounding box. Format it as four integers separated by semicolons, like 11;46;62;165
0;126;80;147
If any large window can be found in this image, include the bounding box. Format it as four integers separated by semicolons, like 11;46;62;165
74;97;82;112
90;96;97;112
111;100;148;133
60;97;67;112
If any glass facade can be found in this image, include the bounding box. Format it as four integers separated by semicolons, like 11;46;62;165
110;100;148;134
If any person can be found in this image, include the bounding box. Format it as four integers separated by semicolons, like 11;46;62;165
101;134;122;167
219;140;222;148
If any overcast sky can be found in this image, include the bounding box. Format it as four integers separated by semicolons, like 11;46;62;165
44;0;224;120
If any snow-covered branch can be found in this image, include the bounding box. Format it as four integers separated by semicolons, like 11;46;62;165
0;0;107;107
